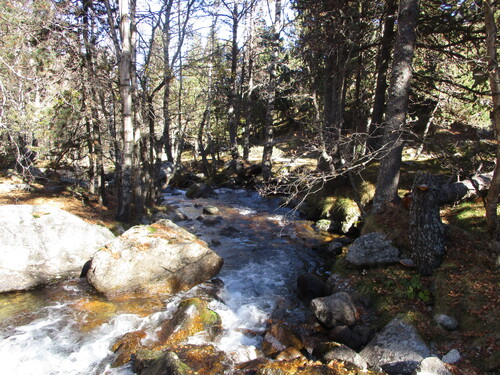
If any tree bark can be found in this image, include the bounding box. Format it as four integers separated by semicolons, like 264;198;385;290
262;0;281;181
116;0;136;222
409;173;446;275
227;0;240;172
372;0;419;212
366;0;398;152
410;172;493;275
483;0;500;241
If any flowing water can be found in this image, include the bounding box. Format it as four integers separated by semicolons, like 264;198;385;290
0;188;327;374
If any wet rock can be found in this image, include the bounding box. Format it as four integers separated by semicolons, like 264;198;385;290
434;314;458;331
313;342;367;370
329;325;364;351
0;204;115;293
173;344;229;375
156;298;222;346
261;324;304;358
346;232;400;267
297;273;328;302
153;208;188;223
236;357;341;375
112;330;147;367
197;215;222;226
133;350;194;375
87;220;223;298
186;183;216;199
414;357;451;375
359;317;430;374
310;292;358;328
276;347;305;361
211;239;221;246
442;349;460;364
202;205;219;215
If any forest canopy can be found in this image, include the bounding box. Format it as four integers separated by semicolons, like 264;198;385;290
0;0;498;241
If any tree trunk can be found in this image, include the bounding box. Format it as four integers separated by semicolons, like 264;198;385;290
228;0;240;172
262;0;281;181
410;172;493;275
372;0;419;212
483;0;500;241
366;0;397;153
116;0;135;222
409;173;446;275
243;5;254;162
162;0;174;163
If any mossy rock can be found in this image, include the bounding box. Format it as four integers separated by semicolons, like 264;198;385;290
156;298;222;346
133;350;194;375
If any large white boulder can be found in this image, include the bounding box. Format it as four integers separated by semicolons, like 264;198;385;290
86;219;224;298
0;204;115;292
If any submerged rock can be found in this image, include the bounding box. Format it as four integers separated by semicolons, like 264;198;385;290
346;232;400;267
359;317;430;374
87;219;223;298
0;204;115;293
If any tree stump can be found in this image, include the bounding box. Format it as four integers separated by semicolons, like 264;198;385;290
409;173;446;275
409;172;492;275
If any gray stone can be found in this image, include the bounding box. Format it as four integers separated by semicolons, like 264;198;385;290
311;292;358;328
442;349;460;364
434;314;458;331
414;357;451;375
360;317;431;374
87;219;223;298
0;205;115;292
346;232;400;267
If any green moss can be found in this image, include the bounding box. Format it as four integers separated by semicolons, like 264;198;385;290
178;298;221;326
146;226;158;233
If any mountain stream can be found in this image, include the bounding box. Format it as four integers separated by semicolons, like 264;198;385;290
0;188;328;374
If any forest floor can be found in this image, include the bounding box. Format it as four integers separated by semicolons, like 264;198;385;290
0;151;498;374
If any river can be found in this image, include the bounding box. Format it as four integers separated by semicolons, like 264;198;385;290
0;188;327;374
